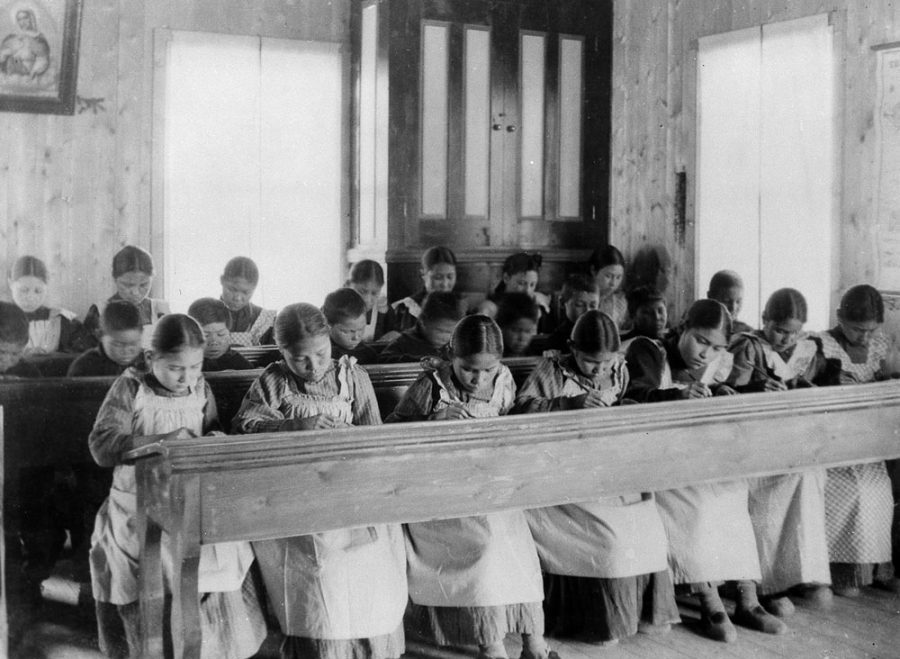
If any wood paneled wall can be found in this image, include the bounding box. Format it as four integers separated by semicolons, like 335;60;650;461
4;0;899;323
610;0;900;323
0;0;349;317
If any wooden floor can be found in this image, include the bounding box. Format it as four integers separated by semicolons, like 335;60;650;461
10;587;900;659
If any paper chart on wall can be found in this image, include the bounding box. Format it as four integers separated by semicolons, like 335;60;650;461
875;46;900;290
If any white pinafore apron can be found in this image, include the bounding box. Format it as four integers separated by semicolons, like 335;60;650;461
230;308;277;346
818;332;893;564
527;361;668;578
653;351;762;584
25;307;77;354
251;360;408;639
90;380;255;605
744;336;830;592
405;366;544;607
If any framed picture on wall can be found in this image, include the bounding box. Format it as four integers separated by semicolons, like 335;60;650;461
0;0;83;115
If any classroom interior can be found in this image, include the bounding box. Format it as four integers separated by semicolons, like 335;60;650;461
2;0;900;657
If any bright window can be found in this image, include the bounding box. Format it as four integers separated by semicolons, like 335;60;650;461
159;30;344;312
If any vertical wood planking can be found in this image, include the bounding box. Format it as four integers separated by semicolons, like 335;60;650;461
0;0;350;315
612;0;900;320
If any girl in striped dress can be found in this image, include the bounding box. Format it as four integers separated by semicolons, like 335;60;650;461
727;288;832;612
89;314;264;659
515;310;678;645
233;303;408;659
816;285;896;596
387;315;557;659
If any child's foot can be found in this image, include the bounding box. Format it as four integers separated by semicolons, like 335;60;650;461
761;595;795;617
794;584;834;609
637;621;672;635
519;650;561;659
833;585;861;598
700;611;737;643
478;642;509;659
519;634;559;659
732;605;788;635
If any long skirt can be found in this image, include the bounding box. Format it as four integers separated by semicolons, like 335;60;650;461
542;571;680;642
825;463;893;564
748;470;831;595
280;624;405;659
407;601;544;647
656;481;761;584
96;569;267;659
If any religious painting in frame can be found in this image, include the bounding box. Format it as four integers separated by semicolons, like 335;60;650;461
0;0;82;115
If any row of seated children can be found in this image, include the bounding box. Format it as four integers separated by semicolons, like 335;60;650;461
82;278;897;658
0;248;277;369
2;238;635;373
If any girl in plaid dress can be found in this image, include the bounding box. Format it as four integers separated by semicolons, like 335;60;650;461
816;285;895;596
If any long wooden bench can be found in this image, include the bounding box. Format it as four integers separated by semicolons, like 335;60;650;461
0;357;540;531
124;380;900;658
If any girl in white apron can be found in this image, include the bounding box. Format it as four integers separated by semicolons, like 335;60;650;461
816;285;895;596
625;299;785;643
728;288;832;612
233;303;407;659
386;315;557;659
84;246;171;350
8;255;91;354
348;259;390;343
220;256;277;346
89;314;264;659
515;310;678;645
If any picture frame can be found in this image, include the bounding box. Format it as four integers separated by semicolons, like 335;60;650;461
0;0;83;115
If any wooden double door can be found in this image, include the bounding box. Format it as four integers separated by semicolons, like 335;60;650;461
385;0;612;256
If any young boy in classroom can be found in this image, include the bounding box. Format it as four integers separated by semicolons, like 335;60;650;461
619;286;668;353
816;284;898;596
478;252;552;331
495;292;541;357
83;245;171;349
727;288;833;611
233;303;408;659
219;256;277;345
347;259;390;342
68;301;145;376
187;297;253;371
515;310;679;645
88;314;265;659
8;255;91;355
323;287;379;364
545;274;600;353
707;270;753;334
586;245;628;330
379;291;462;363
386;314;557;659
625;299;786;642
0;301;41;378
386;246;459;335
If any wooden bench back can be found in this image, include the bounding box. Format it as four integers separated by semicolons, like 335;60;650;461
0;357;540;522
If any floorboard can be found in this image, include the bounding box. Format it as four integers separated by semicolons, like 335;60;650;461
7;585;900;658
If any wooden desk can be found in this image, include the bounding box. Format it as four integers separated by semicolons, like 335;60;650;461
0;358;539;529
130;381;900;658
